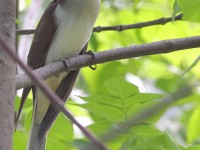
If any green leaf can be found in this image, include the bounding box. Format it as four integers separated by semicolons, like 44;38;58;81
24;108;32;131
158;133;181;150
185;145;200;150
46;138;70;150
119;137;137;150
90;34;99;51
80;95;123;107
172;0;181;22
156;77;180;93
15;96;32;112
129;124;161;138
187;104;200;143
87;121;111;136
126;93;163;106
133;133;180;150
173;94;200;106
13;131;28;150
133;0;142;10
87;122;126;150
177;0;200;22
104;77;139;99
127;101;166;122
48;114;73;142
76;102;125;122
72;140;91;150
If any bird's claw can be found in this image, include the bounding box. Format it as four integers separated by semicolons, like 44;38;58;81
86;50;95;59
85;50;97;70
59;57;70;69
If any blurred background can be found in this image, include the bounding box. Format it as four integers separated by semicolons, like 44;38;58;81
15;0;200;150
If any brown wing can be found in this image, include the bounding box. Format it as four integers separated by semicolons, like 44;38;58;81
38;45;88;139
28;0;58;70
15;0;58;125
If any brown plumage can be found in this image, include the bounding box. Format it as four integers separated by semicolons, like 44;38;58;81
16;1;58;125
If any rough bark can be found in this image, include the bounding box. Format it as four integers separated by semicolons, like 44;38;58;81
0;0;16;150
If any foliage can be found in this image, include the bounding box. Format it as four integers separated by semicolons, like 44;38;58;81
15;0;200;150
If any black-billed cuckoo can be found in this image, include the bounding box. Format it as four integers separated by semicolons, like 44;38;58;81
16;0;100;149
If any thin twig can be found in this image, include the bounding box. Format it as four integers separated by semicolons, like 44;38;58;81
93;14;182;33
16;35;200;90
16;29;35;35
16;14;182;35
0;36;108;150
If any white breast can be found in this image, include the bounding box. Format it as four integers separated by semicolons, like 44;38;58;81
45;1;99;65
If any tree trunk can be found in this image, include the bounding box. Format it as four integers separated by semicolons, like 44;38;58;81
0;0;16;150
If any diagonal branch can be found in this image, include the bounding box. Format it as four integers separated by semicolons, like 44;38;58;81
16;35;200;90
16;14;182;35
0;36;108;150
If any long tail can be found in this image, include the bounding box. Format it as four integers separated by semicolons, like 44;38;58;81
27;123;46;150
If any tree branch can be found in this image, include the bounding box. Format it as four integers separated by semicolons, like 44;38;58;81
16;35;200;90
0;36;108;150
93;14;182;33
16;14;182;35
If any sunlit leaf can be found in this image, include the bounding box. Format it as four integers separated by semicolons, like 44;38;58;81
172;0;181;22
104;77;139;99
178;0;200;22
132;133;180;150
75;102;125;122
129;124;161;138
187;104;200;143
173;94;200;106
15;96;32;112
48;115;73;142
46;138;70;150
90;34;99;51
87;121;111;136
80;95;123;107
13;132;28;150
185;145;200;150
125;93;163;106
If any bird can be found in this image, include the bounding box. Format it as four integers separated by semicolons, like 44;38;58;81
15;0;100;149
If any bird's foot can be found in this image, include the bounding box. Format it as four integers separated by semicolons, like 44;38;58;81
53;58;70;77
59;57;70;69
85;50;97;70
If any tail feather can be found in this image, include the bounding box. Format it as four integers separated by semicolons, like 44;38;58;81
27;123;46;150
